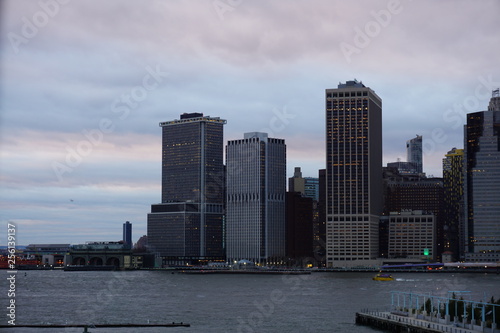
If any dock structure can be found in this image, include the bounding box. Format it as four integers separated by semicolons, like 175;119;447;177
356;311;479;333
357;291;500;333
0;323;190;332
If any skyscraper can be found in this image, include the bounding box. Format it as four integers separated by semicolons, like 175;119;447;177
289;167;305;193
285;191;313;263
463;90;500;262
325;80;382;266
123;221;132;249
442;148;464;260
406;135;423;174
226;132;286;264
147;113;226;265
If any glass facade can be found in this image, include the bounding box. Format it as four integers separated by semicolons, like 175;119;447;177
147;113;226;263
226;132;286;264
442;148;464;260
304;177;319;201
161;118;225;204
406;135;423;174
123;221;132;248
325;80;382;265
464;107;500;262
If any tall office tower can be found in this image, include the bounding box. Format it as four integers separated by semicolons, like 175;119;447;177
147;113;226;266
289;167;305;193
226;132;286;265
464;90;500;262
406;135;423;174
123;221;132;249
288;166;319;264
285;192;314;263
442;148;464;260
325;80;382;266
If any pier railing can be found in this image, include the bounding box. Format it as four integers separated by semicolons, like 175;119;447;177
357;310;494;333
358;291;500;332
390;291;500;330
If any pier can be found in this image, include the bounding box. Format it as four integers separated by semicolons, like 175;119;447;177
0;323;190;331
356;311;479;333
356;291;500;333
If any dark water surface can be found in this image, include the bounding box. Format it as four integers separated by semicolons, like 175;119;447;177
1;270;499;332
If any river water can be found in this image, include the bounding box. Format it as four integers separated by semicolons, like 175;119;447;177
1;270;499;332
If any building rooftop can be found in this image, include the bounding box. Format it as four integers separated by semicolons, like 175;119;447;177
337;79;366;88
159;114;227;127
244;132;268;140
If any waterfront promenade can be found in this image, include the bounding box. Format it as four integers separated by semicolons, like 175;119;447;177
356;310;496;333
356;290;500;333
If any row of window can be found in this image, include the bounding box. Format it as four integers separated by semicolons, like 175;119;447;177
326;91;369;98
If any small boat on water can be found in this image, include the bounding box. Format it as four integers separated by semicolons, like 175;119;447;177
372;273;394;281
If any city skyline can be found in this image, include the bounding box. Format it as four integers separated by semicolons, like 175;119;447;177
1;1;499;245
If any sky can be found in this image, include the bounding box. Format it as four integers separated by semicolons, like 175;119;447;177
1;0;499;246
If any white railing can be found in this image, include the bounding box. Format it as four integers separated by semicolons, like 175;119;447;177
358;310;500;333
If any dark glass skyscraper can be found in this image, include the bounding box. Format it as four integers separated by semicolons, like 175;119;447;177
406;135;423;174
147;113;226;265
464;91;500;262
123;221;132;249
325;80;382;266
285;191;313;262
442;148;464;260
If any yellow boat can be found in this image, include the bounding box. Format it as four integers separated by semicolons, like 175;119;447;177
372;273;394;281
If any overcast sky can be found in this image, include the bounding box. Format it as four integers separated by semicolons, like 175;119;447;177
1;0;499;245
